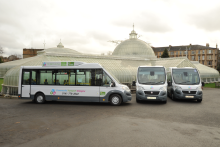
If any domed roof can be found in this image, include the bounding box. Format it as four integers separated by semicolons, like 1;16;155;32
112;38;155;57
37;41;81;55
112;27;156;58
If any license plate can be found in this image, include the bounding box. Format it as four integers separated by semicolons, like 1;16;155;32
147;97;156;99
185;96;194;98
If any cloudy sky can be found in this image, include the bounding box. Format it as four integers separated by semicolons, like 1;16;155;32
0;0;220;57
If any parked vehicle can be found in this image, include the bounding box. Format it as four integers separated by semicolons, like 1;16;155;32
167;67;204;102
132;66;167;103
18;61;132;106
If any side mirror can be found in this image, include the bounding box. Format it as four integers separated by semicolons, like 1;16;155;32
168;81;172;86
202;82;205;87
110;82;115;87
132;81;136;86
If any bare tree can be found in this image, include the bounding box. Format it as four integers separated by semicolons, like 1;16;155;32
0;46;3;55
8;54;22;61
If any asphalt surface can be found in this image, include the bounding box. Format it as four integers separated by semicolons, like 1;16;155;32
0;88;220;147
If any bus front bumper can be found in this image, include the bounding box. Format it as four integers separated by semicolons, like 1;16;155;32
122;91;132;102
174;91;202;100
136;90;167;102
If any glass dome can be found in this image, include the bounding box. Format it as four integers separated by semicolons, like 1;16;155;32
0;31;219;96
112;28;156;59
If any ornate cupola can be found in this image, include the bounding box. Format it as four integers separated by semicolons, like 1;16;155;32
57;39;64;48
129;24;138;39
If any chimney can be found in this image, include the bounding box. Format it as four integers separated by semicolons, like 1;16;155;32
206;43;209;47
216;44;218;48
169;45;172;49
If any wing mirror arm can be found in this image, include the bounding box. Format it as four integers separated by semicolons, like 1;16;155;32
132;81;136;86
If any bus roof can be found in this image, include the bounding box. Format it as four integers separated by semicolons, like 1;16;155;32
21;62;103;69
139;66;165;68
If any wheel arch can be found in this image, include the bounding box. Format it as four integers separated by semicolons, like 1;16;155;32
34;91;45;99
108;93;123;103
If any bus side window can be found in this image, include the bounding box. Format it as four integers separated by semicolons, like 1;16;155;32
22;71;30;85
56;70;69;85
31;71;37;85
39;70;54;85
102;72;112;87
91;69;103;86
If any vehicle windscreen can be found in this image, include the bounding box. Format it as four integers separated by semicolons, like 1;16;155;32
138;67;166;85
172;69;200;85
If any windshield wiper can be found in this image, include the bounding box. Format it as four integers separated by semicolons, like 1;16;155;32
177;81;190;84
151;81;165;85
141;82;155;84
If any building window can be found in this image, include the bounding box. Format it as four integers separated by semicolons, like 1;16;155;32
208;55;212;60
184;51;186;55
191;56;195;61
198;56;200;60
202;61;204;64
202;50;205;54
159;52;161;56
198;50;200;54
170;52;174;55
208;61;212;66
191;51;195;55
208;50;212;54
202;56;205;60
180;51;182;55
176;52;178;56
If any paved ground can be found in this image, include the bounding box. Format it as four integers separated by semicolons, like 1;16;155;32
0;88;220;147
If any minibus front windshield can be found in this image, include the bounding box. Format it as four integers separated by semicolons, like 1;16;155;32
172;69;200;85
138;67;166;85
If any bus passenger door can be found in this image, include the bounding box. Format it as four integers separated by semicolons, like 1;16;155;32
99;71;114;102
21;71;31;98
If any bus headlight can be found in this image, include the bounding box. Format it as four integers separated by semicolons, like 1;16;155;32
137;86;144;91
197;86;202;92
122;86;130;92
174;86;182;91
159;86;167;92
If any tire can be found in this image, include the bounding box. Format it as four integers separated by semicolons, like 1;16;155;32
136;98;140;103
35;93;45;104
171;93;176;101
110;94;122;106
197;99;202;103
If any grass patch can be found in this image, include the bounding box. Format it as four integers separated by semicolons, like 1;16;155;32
204;83;219;88
0;78;3;91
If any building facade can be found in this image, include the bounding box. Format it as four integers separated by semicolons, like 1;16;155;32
153;43;219;69
23;48;44;59
218;50;220;71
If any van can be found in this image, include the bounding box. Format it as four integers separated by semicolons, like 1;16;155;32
167;67;204;102
132;66;167;103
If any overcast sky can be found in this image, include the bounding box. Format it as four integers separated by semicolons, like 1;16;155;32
0;0;220;57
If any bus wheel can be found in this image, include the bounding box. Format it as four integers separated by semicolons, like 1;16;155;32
171;93;176;101
35;93;45;104
197;99;202;103
110;94;122;106
136;98;140;103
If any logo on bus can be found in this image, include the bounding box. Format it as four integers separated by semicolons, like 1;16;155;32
43;62;46;66
150;86;154;89
188;87;191;89
50;89;56;95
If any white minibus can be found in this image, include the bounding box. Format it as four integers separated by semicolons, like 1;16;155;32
167;67;204;102
132;66;167;103
18;61;132;105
